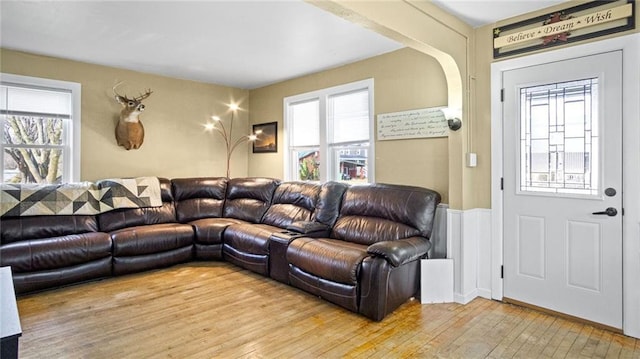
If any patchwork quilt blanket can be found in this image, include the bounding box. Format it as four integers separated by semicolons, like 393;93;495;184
0;177;162;217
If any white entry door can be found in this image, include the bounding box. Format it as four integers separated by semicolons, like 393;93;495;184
502;51;622;329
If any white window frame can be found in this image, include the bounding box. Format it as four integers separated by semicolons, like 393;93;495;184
1;73;81;183
283;78;375;183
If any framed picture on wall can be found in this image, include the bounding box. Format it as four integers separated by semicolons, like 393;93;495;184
252;122;277;153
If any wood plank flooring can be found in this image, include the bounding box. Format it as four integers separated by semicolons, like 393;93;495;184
14;262;640;358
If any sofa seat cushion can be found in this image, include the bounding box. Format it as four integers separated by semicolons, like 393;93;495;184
110;223;194;256
0;232;112;273
287;237;369;285
223;223;281;255
190;218;246;245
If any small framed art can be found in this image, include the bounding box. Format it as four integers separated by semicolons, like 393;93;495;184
252;122;277;153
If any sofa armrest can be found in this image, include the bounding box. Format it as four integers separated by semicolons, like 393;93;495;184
367;237;431;267
286;221;331;237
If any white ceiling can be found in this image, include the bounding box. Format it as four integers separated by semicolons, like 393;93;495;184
432;0;568;28
0;1;569;90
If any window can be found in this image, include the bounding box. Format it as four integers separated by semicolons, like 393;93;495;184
519;78;598;196
284;79;374;183
1;74;81;184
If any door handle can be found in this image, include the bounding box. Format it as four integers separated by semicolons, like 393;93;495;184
592;207;618;216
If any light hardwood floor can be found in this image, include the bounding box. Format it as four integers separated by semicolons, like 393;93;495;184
15;262;640;358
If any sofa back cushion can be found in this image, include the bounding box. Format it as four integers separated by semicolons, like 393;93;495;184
332;183;441;246
223;177;280;223
172;177;227;223
261;182;321;228
97;178;176;232
1;215;98;245
312;181;349;227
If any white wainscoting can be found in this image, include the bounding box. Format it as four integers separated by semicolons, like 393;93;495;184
447;208;492;304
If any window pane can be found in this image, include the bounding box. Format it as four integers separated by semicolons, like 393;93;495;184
3;116;64;145
290;100;319;146
295;149;320;181
332;144;368;183
520;78;598;196
329;90;369;144
3;147;63;184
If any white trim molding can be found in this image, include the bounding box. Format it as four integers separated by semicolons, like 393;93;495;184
491;33;640;338
447;208;492;304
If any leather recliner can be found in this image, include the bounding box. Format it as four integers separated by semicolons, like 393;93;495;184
223;181;321;275
172;177;229;260
0;214;112;293
96;178;194;275
286;183;440;320
220;177;281;274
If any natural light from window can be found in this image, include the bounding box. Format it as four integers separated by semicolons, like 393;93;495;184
1;74;81;184
284;79;374;183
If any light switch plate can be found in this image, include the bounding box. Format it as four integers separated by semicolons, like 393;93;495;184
466;152;477;167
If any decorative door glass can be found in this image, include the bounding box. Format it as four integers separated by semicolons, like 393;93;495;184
520;78;599;196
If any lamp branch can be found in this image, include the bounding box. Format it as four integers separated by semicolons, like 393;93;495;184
208;104;255;178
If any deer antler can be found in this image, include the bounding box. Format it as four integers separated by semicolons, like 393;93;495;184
112;82;131;104
134;89;153;102
112;82;152;102
113;81;124;96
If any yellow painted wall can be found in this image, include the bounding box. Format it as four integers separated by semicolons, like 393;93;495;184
0;49;249;181
312;0;474;209
319;0;639;210
249;47;450;203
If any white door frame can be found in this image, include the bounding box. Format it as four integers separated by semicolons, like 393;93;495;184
491;33;640;338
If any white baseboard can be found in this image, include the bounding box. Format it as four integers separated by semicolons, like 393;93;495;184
454;289;479;305
477;288;492;300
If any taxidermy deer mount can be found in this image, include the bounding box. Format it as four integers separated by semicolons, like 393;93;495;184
113;83;153;150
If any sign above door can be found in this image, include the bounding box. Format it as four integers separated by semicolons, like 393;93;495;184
493;0;635;58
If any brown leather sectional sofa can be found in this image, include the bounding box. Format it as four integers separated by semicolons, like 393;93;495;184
0;177;440;321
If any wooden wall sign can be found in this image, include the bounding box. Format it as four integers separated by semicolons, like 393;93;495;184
377;107;448;141
493;0;635;58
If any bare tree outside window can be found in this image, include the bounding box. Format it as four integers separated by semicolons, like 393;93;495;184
3;115;64;183
2;74;79;184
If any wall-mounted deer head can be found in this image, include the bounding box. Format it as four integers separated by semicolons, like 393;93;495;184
113;83;153;150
